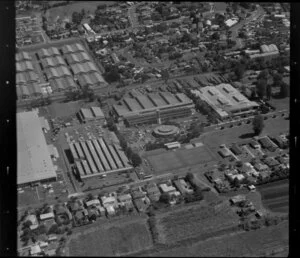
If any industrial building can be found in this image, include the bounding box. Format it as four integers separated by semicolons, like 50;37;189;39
78;106;106;124
49;77;77;92
37;47;61;59
248;44;280;60
16;51;32;62
191;84;259;120
16;61;34;72
17;71;40;85
45;66;72;80
17;111;57;186
69;138;132;179
61;43;85;55
77;72;107;88
65;52;91;64
112;92;195;126
70;62;98;75
41;56;67;69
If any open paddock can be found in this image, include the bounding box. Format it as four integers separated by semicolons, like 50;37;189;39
145;145;216;174
154;200;240;244
69;220;152;256
142;221;288;257
257;179;289;214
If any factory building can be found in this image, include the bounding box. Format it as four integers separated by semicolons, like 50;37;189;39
69;138;132;179
17;111;57;186
191;84;259;120
112;92;195;126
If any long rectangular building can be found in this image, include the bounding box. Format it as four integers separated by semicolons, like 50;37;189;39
69;138;132;179
17;111;57;186
113;92;195;126
191;84;259;120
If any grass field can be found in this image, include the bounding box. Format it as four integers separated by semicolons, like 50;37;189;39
143;221;289;257
146;146;216;174
257;180;289;214
155;200;239;244
201;116;289;154
45;1;116;22
268;97;290;111
69;220;152;256
46;1;116;21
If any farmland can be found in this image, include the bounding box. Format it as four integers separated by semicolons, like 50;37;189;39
68;219;153;256
257;179;289;214
140;221;289;257
145;145;216;174
154;200;240;244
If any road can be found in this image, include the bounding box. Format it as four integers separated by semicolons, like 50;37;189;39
229;5;265;49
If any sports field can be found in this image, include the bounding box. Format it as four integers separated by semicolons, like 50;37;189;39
69;220;153;256
257;179;289;214
146;146;216;174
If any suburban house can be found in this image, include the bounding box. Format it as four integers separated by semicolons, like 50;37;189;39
230;195;246;205
40;212;55;221
159;182;177;194
173;179;194;195
118;193;134;210
133;196;150;212
101;194;118;209
144;183;161;202
25;214;39;230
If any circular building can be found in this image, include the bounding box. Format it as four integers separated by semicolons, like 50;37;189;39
153;125;179;137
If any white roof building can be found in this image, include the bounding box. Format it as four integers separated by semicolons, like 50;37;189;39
225;19;238;27
86;199;101;207
17;111;57;185
159;183;176;193
40;212;55;221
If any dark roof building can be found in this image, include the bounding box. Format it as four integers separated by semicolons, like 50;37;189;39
113;92;195;126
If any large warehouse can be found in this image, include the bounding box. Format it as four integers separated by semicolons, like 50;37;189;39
191;84;259;120
69;138;132;179
17;111;57;186
112;92;195;126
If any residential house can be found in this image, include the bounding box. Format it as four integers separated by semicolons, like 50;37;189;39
40;212;55;221
118;193;134;210
25;214;39;230
254;162;269;172
144;183;161;202
159;182;177;194
133;197;150;213
30;245;42;256
262;157;280;168
173;179;194;195
230;195;246;205
106;205;116;216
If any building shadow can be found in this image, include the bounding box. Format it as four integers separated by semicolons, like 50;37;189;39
239;132;255;139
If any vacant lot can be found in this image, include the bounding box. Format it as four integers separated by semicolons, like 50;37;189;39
146;146;216;174
143;221;288;257
155;200;239;244
45;1;116;22
47;101;84;118
257;180;289;214
269;97;289;111
69;220;152;256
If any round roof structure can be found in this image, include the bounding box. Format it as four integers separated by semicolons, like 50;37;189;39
153;125;179;137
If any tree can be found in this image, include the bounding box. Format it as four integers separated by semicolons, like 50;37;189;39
194;187;204;200
252;115;265;135
211;32;220;41
234;65;245;80
232;177;241;188
72;11;82;25
23;220;33;229
47;224;58;235
266;84;272;100
131;152;142;167
280;82;289;98
185;172;194;182
159;193;170;204
256;79;267;99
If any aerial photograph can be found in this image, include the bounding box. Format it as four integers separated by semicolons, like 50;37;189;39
16;1;290;257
